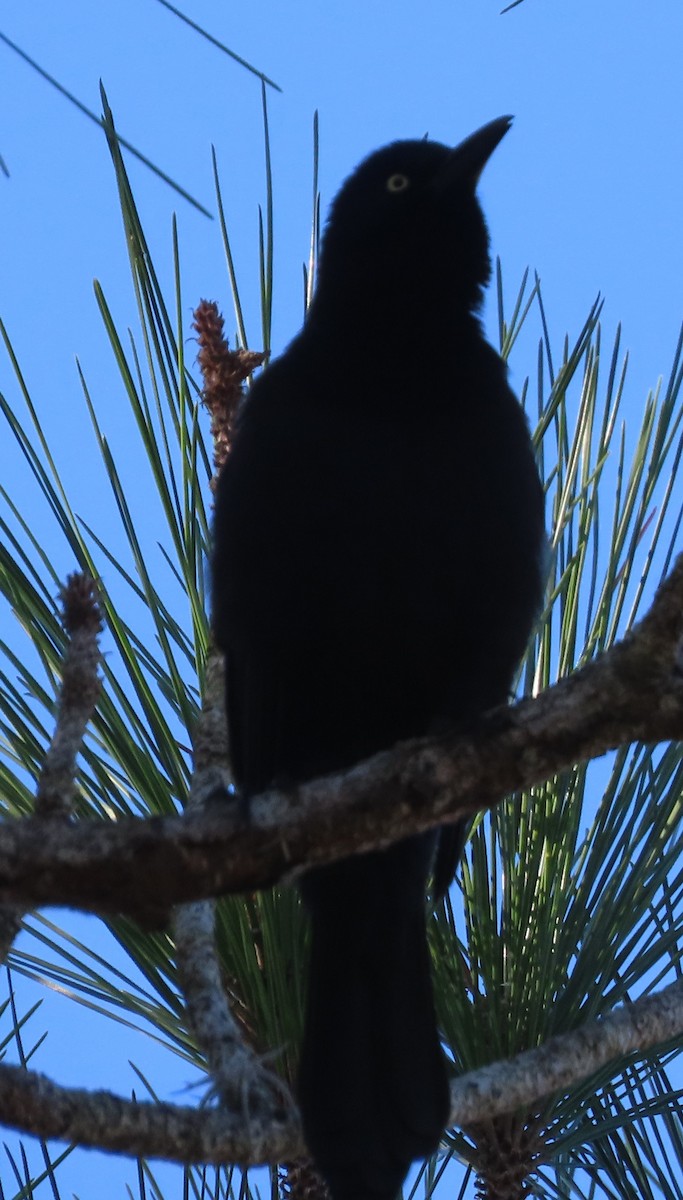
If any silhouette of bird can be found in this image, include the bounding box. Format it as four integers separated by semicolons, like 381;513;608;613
212;116;545;1200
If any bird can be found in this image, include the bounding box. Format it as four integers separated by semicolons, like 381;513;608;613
212;116;546;1200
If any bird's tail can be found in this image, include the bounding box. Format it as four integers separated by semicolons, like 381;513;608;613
298;837;449;1200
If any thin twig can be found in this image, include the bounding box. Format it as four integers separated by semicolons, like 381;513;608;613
0;573;102;963
35;573;102;817
172;649;290;1118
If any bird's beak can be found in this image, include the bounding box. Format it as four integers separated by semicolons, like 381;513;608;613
435;116;513;190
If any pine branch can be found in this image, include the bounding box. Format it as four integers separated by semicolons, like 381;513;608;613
0;554;682;925
0;978;681;1166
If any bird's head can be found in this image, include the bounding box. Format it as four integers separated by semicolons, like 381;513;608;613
313;117;512;329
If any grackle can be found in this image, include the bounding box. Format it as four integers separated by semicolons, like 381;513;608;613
212;117;545;1200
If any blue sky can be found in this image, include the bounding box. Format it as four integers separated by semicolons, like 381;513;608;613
1;0;683;1194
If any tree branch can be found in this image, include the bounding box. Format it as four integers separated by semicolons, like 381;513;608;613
171;648;290;1117
1;979;681;1166
0;555;681;925
0;1060;302;1164
0;573;102;961
453;978;683;1127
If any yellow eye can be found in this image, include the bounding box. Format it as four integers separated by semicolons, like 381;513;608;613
386;173;410;193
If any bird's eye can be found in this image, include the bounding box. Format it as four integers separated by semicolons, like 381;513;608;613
386;173;410;193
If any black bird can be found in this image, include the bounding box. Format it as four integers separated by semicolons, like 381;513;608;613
212;117;545;1200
